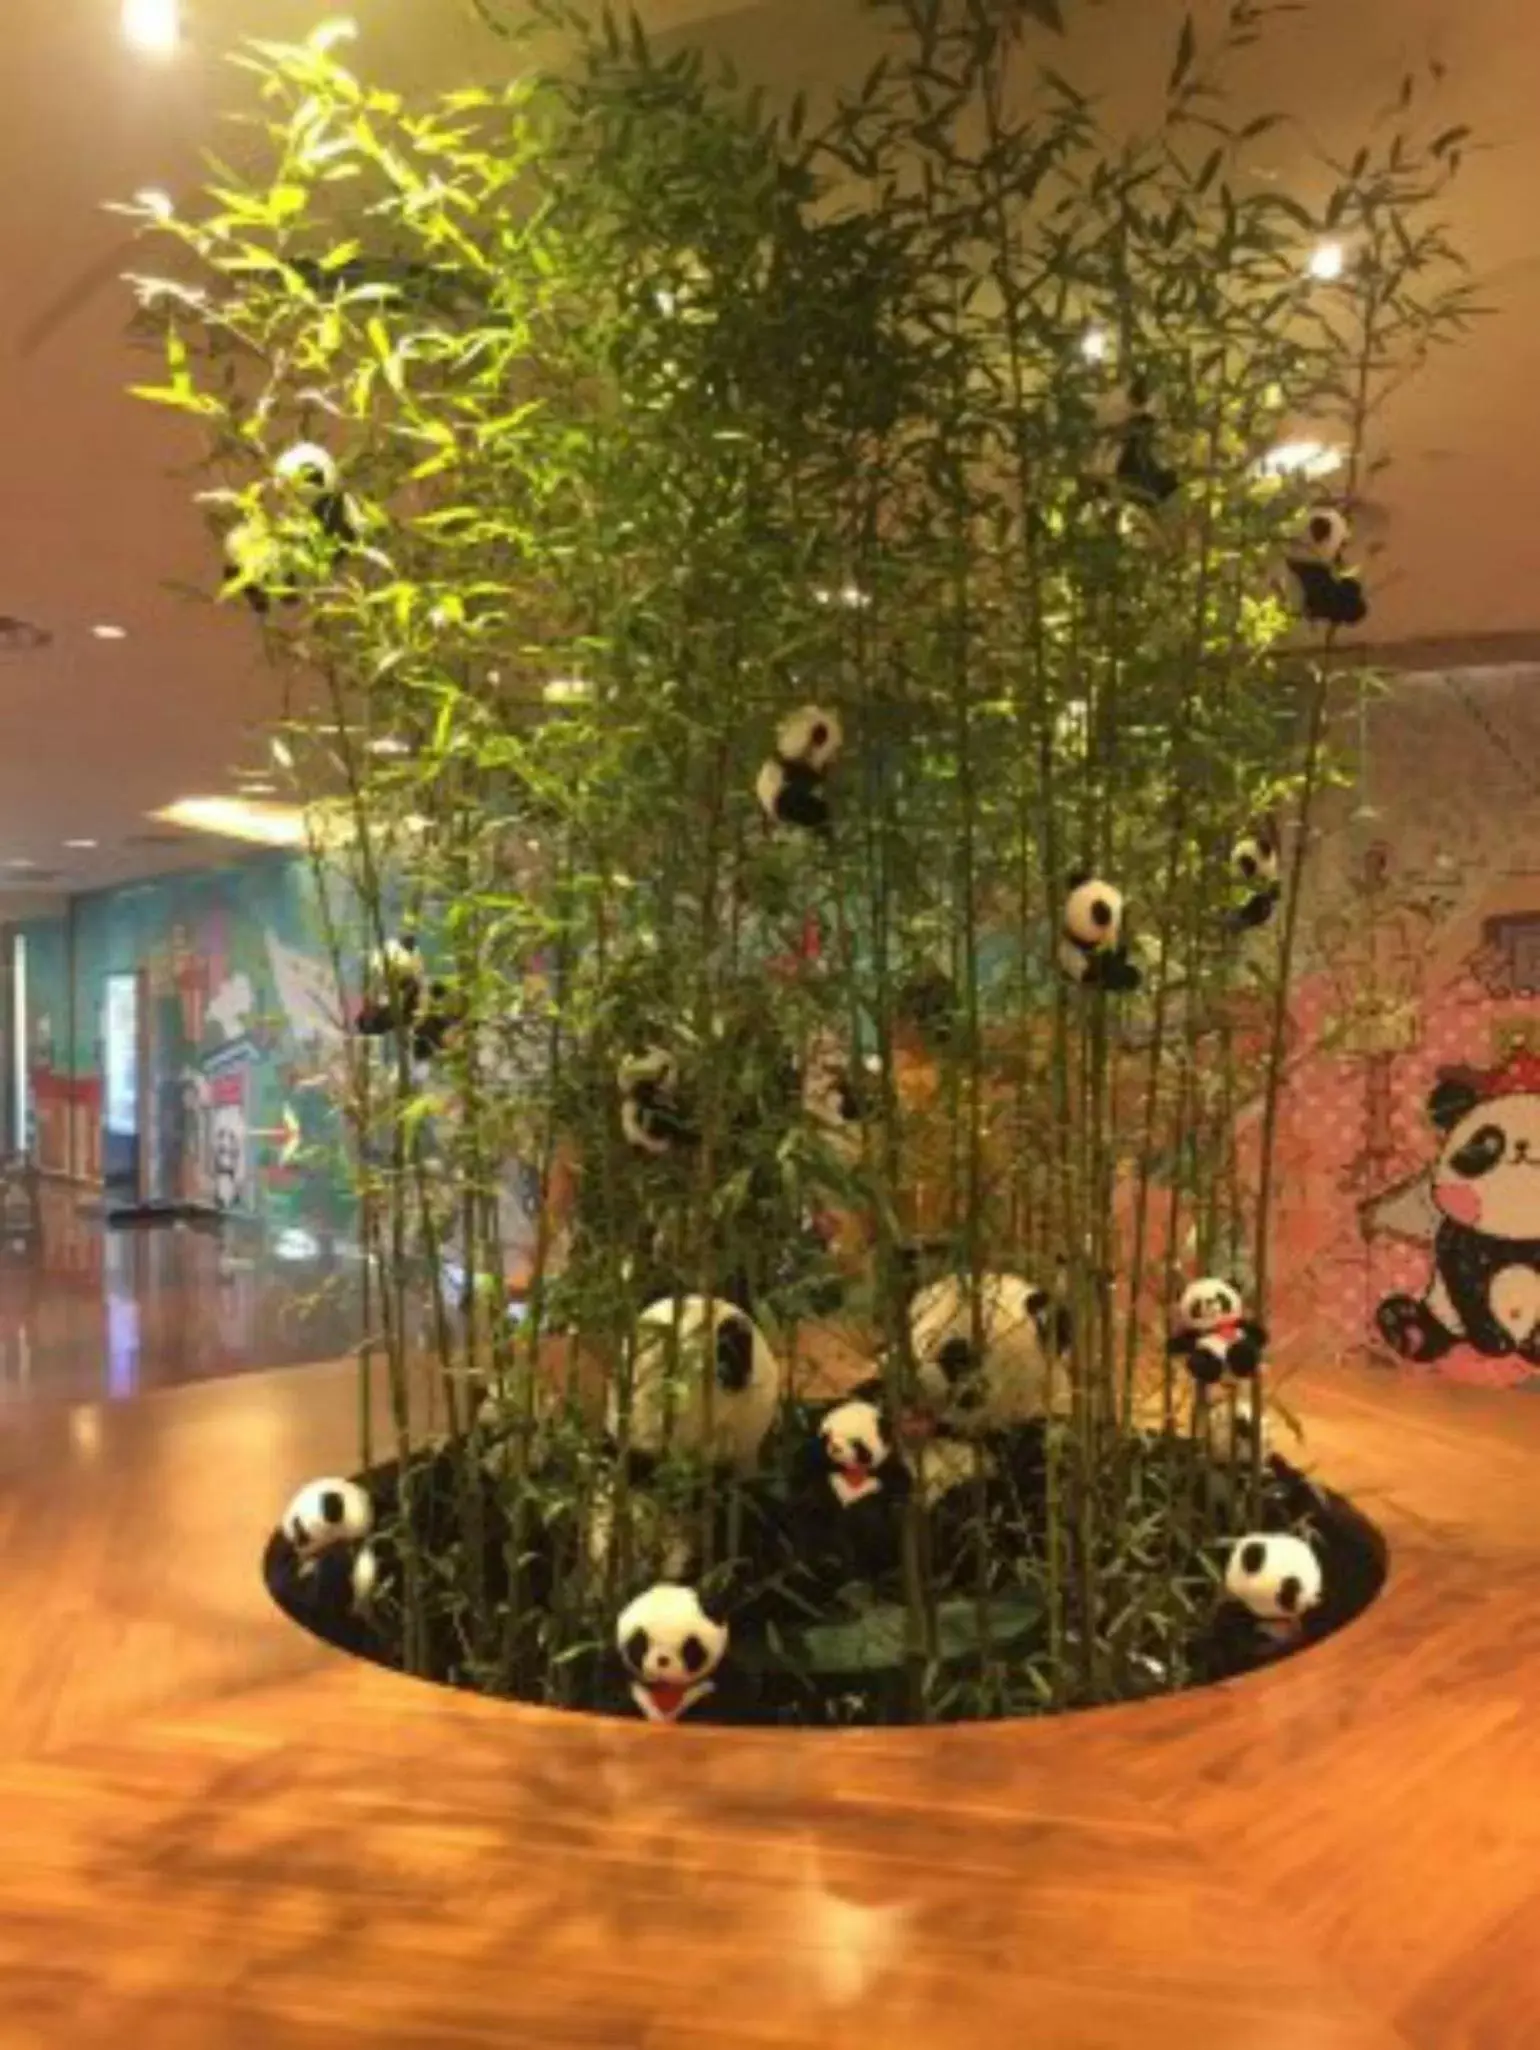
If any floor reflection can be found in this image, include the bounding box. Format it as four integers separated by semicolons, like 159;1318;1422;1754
0;1186;361;1406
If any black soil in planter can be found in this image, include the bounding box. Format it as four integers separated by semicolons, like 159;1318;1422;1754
265;1401;1387;1728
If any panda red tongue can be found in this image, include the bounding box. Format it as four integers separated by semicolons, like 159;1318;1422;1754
646;1681;689;1719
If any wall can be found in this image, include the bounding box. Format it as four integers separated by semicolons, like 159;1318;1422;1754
17;854;353;1240
1268;665;1540;1387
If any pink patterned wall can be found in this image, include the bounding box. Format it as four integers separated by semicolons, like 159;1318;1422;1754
1266;666;1540;1387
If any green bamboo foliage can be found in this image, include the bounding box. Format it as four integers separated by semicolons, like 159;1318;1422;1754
125;0;1477;1719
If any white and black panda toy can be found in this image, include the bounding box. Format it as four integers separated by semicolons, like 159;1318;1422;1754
1375;1058;1540;1366
1224;1531;1322;1642
274;440;358;548
278;1475;382;1614
356;935;424;1040
1092;376;1178;506
1286;504;1368;627
1167;1277;1268;1388
617;1046;697;1156
1230;822;1281;930
756;705;843;835
817;1397;897;1509
610;1294;782;1474
906;1272;1068;1436
1059;872;1142;993
222;518;292;616
615;1582;729;1724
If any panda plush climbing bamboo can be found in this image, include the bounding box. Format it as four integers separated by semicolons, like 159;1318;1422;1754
1092;376;1179;505
617;1046;697;1155
1286;505;1368;627
1230;822;1281;930
757;705;843;833
355;936;460;1065
1059;873;1142;992
1168;1277;1268;1387
274;440;358;548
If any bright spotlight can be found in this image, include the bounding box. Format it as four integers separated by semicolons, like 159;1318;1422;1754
121;0;180;58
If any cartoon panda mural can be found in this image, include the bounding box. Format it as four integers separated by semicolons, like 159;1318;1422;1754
1375;1056;1540;1366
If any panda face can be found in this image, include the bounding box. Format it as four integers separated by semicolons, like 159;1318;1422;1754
275;440;341;500
617;1583;727;1691
282;1476;373;1562
908;1273;1056;1433
1180;1277;1244;1332
225;519;283;585
1224;1532;1322;1622
1432;1088;1540;1241
820;1398;889;1478
618;1046;677;1097
620;1295;782;1470
1062;874;1125;953
1301;505;1349;562
775;704;843;773
1231;831;1279;888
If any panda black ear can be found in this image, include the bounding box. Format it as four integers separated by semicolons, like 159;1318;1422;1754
697;1587;730;1630
1066;868;1090;893
1429;1070;1482;1132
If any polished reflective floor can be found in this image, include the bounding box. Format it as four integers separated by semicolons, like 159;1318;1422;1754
0;1211;1535;2046
0;1184;360;1408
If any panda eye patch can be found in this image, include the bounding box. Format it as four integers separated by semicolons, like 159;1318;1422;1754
1239;1539;1267;1575
1308;514;1334;545
1277;1575;1302;1614
680;1635;707;1674
320;1489;346;1524
1090;900;1112;928
623;1628;650;1671
1450;1123;1506;1177
937;1337;976;1382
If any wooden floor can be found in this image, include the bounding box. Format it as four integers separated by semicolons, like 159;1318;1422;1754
1;1339;1537;2047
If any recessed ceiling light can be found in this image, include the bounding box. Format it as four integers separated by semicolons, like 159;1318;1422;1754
237;778;278;795
1307;240;1345;281
91;624;128;641
64;839;100;851
121;0;180;58
153;797;309;848
3;859;37;871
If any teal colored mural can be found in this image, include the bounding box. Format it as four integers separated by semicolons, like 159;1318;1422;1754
18;855;353;1238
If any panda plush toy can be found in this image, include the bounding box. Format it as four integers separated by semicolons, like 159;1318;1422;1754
617;1046;697;1156
1167;1277;1268;1388
274;1475;382;1620
1059;873;1142;992
1223;1531;1322;1644
222;518;292;616
1092;376;1179;506
610;1294;783;1474
615;1582;731;1724
906;1271;1069;1437
355;936;458;1065
1375;1059;1540;1366
1286;505;1368;627
1230;822;1281;930
274;440;358;548
817;1396;899;1509
756;705;843;834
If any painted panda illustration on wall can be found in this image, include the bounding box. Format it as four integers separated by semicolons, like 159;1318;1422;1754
1375;1058;1540;1365
615;1582;729;1724
609;1294;783;1473
1059;873;1142;992
756;705;843;834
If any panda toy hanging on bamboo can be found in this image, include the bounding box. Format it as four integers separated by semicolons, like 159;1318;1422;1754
274;441;359;549
617;1046;697;1156
615;1583;730;1724
1230;822;1281;930
1059;873;1142;992
355;936;460;1065
756;705;843;834
1093;376;1179;506
1168;1277;1268;1387
1286;505;1368;627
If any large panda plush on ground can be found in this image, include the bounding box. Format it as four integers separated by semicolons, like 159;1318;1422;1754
609;1294;783;1473
1375;1059;1540;1366
905;1272;1069;1435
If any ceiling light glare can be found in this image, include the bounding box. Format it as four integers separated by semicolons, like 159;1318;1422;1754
1307;240;1345;282
121;0;180;58
1255;439;1345;481
153;797;309;848
64;839;100;851
91;624;128;641
1080;326;1110;363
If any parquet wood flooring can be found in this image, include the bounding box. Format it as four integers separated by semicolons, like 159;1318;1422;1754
0;1352;1535;2048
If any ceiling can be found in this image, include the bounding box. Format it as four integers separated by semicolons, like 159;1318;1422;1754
2;0;1536;893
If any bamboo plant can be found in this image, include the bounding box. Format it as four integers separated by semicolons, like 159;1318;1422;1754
124;0;1478;1721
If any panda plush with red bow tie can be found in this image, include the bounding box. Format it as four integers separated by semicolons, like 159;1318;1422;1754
615;1583;733;1724
1167;1276;1268;1387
